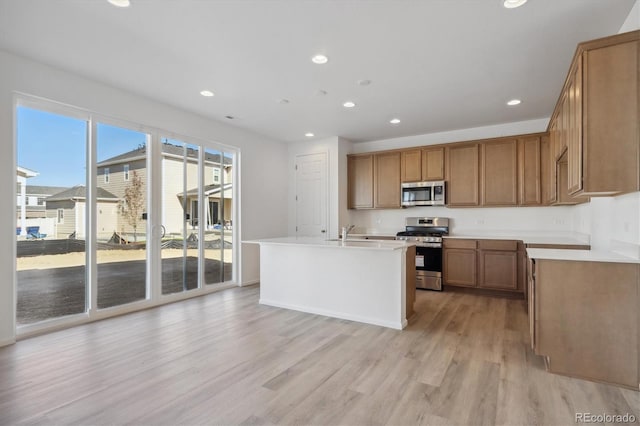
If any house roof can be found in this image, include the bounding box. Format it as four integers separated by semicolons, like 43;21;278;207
183;183;233;197
47;185;119;202
17;166;38;178
25;185;69;196
97;142;232;167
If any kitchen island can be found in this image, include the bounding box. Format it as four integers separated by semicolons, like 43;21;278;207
247;237;415;330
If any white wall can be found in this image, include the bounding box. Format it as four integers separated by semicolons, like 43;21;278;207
350;118;549;154
288;136;354;239
0;50;289;345
619;0;639;33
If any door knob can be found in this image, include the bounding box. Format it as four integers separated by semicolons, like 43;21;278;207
321;230;326;233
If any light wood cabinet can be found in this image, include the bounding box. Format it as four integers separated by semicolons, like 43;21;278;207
443;248;477;287
518;136;542;205
478;250;518;290
550;31;639;197
400;149;422;183
347;154;373;209
446;144;479;206
373;152;401;208
529;257;640;389
347;152;401;209
481;139;518;206
444;238;523;293
540;135;551;205
400;147;444;182
422;147;444;181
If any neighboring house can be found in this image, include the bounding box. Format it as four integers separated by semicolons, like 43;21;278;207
16;166;38;237
45;186;119;239
16;185;69;219
97;142;232;236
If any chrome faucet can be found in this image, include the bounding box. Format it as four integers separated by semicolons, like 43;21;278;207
341;224;356;241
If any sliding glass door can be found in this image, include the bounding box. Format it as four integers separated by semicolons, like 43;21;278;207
96;123;149;309
161;139;200;295
15;100;238;334
15;106;88;326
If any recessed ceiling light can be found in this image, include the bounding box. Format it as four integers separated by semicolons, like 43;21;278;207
390;118;401;125
357;79;372;86
507;99;521;106
311;54;329;64
200;90;215;97
108;0;131;7
343;101;356;108
305;132;314;137
503;0;527;9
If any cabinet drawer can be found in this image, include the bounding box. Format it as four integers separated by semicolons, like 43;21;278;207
443;239;477;249
478;239;518;251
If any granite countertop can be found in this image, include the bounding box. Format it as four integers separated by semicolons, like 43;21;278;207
245;237;414;251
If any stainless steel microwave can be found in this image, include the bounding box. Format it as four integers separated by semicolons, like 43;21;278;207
401;181;445;207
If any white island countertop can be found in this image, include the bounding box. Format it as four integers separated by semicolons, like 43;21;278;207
527;248;640;264
246;236;414;251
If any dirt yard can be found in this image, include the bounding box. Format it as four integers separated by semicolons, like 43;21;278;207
17;248;233;271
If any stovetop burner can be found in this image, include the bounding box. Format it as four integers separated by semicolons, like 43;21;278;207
395;217;449;245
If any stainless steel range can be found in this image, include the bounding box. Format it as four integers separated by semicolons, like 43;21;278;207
396;217;449;291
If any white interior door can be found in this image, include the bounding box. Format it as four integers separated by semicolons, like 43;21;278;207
295;152;328;237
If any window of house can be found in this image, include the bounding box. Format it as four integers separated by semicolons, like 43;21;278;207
104;167;110;183
124;164;129;181
25;197;30;206
57;208;64;224
213;167;220;184
37;197;45;206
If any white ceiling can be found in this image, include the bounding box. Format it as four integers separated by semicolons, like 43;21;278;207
0;0;635;143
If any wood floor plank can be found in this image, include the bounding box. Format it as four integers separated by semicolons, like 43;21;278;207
0;284;636;426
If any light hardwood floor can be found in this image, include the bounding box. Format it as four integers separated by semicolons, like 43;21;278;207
0;286;637;425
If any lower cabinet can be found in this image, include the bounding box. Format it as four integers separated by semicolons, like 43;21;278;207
528;258;640;389
443;238;524;294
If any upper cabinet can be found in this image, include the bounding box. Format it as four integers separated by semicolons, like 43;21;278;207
550;30;639;197
422;147;444;181
348;152;401;209
481;138;518;206
347;154;374;209
400;149;422;182
519;136;542;206
374;152;402;208
400;147;444;182
446;143;480;206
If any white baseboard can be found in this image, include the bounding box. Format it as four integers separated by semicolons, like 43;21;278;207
259;298;404;330
241;279;260;287
0;338;16;348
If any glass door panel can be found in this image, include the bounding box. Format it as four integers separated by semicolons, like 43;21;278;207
96;123;148;309
16;106;88;326
204;149;233;285
161;139;200;294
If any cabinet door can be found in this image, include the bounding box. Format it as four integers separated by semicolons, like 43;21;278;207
422;147;444;180
540;134;551;205
347;155;373;209
374;152;401;208
444;248;476;287
446;144;479;206
478;250;518;290
568;60;583;195
527;258;536;350
548;122;558;204
518;136;542;205
401;149;422;183
481;139;518;206
582;40;639;195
